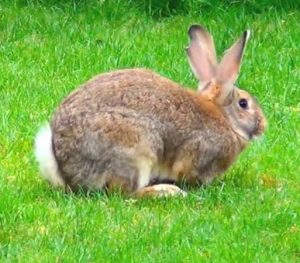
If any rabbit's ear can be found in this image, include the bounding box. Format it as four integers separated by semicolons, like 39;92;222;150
217;30;250;84
216;30;250;103
186;25;217;88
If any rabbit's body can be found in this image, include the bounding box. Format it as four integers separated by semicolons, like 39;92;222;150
50;68;245;191
35;25;266;196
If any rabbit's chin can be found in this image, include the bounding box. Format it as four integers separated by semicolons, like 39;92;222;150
234;128;263;142
251;130;266;140
236;128;264;141
229;123;251;142
251;134;261;140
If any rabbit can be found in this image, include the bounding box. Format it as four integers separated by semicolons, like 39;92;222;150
35;25;266;197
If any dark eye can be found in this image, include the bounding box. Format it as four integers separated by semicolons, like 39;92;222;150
239;98;248;109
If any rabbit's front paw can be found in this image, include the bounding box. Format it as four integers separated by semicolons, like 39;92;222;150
134;184;187;198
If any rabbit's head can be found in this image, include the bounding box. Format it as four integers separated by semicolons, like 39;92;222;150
187;25;266;140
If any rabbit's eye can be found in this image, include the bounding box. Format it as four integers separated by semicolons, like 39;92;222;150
239;98;248;109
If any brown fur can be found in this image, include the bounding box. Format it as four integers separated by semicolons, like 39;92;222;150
51;68;254;192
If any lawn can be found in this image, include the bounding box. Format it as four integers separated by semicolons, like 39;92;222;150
1;0;300;262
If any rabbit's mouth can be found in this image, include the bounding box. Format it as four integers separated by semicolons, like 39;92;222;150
232;115;267;141
251;116;267;139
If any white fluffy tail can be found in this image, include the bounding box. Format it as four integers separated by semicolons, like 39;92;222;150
34;124;64;187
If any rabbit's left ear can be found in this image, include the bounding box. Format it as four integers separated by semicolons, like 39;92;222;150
186;25;217;89
217;30;250;85
216;30;250;103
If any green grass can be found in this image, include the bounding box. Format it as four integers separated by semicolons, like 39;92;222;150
1;1;300;262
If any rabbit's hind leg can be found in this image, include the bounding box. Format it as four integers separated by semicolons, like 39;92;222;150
67;111;162;194
62;143;156;193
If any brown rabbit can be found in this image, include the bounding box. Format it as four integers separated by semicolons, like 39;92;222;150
35;25;266;197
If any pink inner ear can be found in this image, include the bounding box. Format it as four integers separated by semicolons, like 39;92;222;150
217;30;249;85
215;52;241;104
187;41;215;83
217;61;240;85
187;25;217;85
215;30;250;102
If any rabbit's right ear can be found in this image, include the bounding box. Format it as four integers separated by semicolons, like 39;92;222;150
186;25;217;89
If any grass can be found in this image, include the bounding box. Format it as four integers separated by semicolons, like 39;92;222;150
1;0;300;262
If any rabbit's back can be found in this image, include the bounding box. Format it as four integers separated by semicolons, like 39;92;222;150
52;68;223;140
